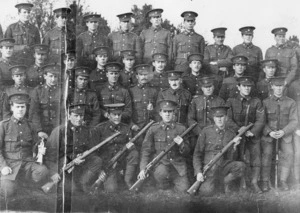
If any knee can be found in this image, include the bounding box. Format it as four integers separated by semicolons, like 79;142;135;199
232;162;246;177
0;180;17;198
32;165;49;183
153;166;168;181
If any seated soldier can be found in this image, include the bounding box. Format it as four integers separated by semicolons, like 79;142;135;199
138;100;190;192
95;103;138;192
0;93;49;198
0;38;16;87
193;106;246;195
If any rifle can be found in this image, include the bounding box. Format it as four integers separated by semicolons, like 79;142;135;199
129;122;197;192
187;123;254;195
90;120;155;194
241;104;250;162
275;104;280;189
41;131;121;193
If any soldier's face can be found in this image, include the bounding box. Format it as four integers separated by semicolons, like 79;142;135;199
184;20;196;30
159;109;174;123
56;15;67;28
202;85;214;96
96;54;108;66
106;71;119;84
0;46;14;58
275;34;286;45
108;112;122;124
34;52;48;65
189;60;202;72
44;72;58;86
86;21;99;32
272;84;284;97
123;58;135;70
150;16;162;27
69;112;84;126
12;74;26;85
263;65;276;78
64;57;76;69
214;115;226;128
237;84;252;96
169;79;181;90
214;36;225;45
19;9;30;22
11;103;27;119
76;75;89;89
233;63;246;75
120;21;131;31
242;34;253;44
137;73;149;84
152;60;166;72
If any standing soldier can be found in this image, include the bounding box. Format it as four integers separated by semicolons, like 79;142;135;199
2;65;33;119
204;28;233;80
29;64;63;138
108;12;142;63
119;50;138;88
138;100;191;192
43;5;75;61
256;59;278;100
76;13;110;64
0;93;49;198
173;11;205;71
226;76;265;193
157;70;192;125
95;103;139;191
26;44;49;88
265;28;298;86
62;50;77;91
0;38;16;88
67;67;101;127
261;77;298;191
233;26;263;82
149;53;169;91
5;2;40;52
193;106;245;195
140;9;172;66
98;62;132;124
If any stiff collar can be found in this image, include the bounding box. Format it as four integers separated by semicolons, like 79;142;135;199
183;29;195;35
160;121;176;130
11;115;25;124
243;42;253;48
151;25;162;32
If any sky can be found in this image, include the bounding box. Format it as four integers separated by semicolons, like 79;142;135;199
1;0;300;53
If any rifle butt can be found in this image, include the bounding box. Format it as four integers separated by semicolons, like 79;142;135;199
41;181;57;193
187;180;202;195
129;179;144;192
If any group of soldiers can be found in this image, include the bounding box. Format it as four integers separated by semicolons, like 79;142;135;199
0;2;300;207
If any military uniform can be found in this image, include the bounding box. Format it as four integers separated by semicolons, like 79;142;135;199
149;70;169;92
256;78;272;100
118;50;138;88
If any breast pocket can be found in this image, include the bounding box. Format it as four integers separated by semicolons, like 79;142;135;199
12;31;24;44
114;94;125;103
154;137;166;151
50;36;60;48
178;42;187;52
4;136;18;152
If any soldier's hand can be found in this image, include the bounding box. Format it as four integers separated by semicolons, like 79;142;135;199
38;132;48;139
1;166;12;176
210;61;218;65
296;129;300;136
174;136;183;145
74;155;85;165
138;170;146;180
126;142;134;149
275;130;285;138
219;67;227;72
196;172;204;182
269;131;278;139
233;137;242;150
99;170;107;181
147;102;153;111
51;173;61;182
131;124;140;131
245;130;254;137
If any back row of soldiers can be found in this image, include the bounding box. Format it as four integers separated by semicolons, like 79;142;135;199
0;2;300;203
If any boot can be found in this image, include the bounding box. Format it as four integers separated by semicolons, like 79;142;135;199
224;173;235;194
261;181;270;192
279;167;290;191
250;167;262;194
80;170;96;193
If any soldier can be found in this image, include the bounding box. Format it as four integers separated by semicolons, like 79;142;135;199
5;2;40;52
261;77;298;191
0;38;16;87
108;12;142;63
140;9;172;65
62;50;77;90
3;65;33;119
138;100;190;192
67;67;101;127
43;5;75;61
26;44;49;88
157;70;192;125
204;28;233;79
149;53;169;91
129;64;158;137
265;28;298;86
232;26;263;82
193;106;245;195
256;59;278;100
89;46;109;91
0;93;48;198
96;103;138;191
29;64;63;137
45;103;102;194
173;11;205;71
119;50;138;88
76;13;110;63
98;62;132;124
226;76;265;193
0;88;4;121
182;53;207;96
